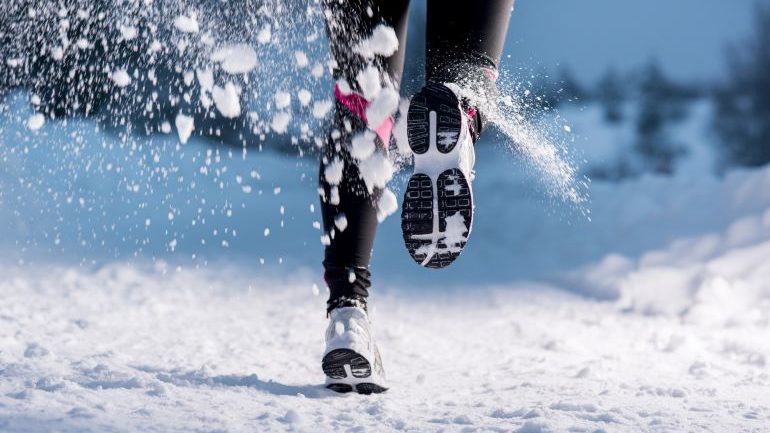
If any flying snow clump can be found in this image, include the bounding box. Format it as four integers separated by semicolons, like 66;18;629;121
324;158;344;185
357;65;382;100
274;91;291;109
212;83;242;118
354;24;399;58
174;15;200;33
351;131;376;160
175;113;195;144
111;70;132;87
27;113;45;131
211;44;258;74
377;188;398;222
366;87;399;128
271;112;292;134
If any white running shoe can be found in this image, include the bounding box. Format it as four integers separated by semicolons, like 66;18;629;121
322;306;387;394
402;82;477;268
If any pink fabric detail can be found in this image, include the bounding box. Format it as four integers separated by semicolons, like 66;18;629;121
334;84;369;122
374;117;394;144
466;106;477;122
466;106;478;140
333;83;394;145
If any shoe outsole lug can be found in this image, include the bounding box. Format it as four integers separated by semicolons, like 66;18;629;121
322;348;371;379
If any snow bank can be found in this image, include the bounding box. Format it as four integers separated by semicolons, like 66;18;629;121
567;166;770;321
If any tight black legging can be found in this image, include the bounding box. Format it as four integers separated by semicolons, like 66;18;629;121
320;0;514;311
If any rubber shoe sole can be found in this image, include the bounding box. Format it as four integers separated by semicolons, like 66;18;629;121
402;83;473;269
322;348;387;394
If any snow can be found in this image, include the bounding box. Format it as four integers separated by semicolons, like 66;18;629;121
257;25;272;44
297;89;312;107
392;99;411;155
336;79;352;96
353;24;399;59
174;15;199;33
196;69;214;93
377;188;398;222
271;112;292;134
294;51;309;68
334;214;348;232
119;25;138;41
174;113;194;144
0;264;766;432
274;91;291;109
350;131;376;160
212;83;242;118
211;45;258;75
311;100;333;119
365;87;399;129
323;158;344;186
356;65;382;100
356;151;393;193
311;64;324;79
26;113;45;131
110;69;132;87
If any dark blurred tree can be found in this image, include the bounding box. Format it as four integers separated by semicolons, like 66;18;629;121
713;3;770;168
634;61;689;174
595;68;626;124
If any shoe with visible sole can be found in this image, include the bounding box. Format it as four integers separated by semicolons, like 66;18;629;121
402;82;476;269
322;307;387;394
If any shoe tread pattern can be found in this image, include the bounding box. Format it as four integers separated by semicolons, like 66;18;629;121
322;348;388;394
407;83;463;154
401;168;472;268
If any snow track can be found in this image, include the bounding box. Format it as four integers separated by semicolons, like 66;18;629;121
0;263;767;432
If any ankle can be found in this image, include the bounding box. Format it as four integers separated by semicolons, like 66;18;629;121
327;296;368;316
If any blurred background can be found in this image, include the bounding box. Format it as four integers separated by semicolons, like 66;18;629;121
1;0;769;298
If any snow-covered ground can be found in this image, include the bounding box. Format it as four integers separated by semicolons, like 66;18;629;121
2;94;770;432
0;258;767;433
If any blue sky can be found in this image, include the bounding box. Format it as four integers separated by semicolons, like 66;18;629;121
502;0;758;83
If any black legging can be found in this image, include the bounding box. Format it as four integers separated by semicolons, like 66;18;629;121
320;0;514;311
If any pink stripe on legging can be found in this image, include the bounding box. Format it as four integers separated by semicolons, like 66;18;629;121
334;83;394;145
